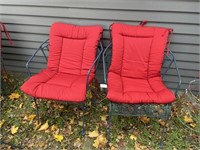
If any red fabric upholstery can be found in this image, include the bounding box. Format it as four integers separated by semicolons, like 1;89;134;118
21;22;103;102
107;23;175;104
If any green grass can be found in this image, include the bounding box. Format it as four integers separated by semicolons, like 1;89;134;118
0;73;199;149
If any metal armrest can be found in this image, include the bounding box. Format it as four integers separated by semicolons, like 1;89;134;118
86;40;104;90
26;39;49;76
102;42;112;84
162;50;181;96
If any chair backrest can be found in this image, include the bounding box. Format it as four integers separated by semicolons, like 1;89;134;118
109;23;172;80
47;22;103;75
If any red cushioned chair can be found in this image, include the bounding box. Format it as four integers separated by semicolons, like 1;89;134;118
21;22;103;135
103;21;181;145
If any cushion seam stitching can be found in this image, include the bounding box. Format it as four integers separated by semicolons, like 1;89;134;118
80;40;86;75
147;29;156;94
58;38;64;72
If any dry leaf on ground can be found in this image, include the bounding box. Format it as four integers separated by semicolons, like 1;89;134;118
183;115;193;123
24;114;36;123
11;125;19;134
130;134;137;141
9;93;21;100
53;134;64;142
100;115;107;122
0;119;5;128
158;119;169;128
139;116;150;124
38;121;49;131
189;123;196;128
51;125;58;131
73;138;82;148
19;103;23;108
69;117;74;124
78;121;83;126
88;130;99;138
93;134;107;149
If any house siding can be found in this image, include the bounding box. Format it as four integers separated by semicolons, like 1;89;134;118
0;0;199;91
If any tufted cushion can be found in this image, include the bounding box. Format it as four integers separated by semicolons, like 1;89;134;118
21;22;103;102
107;23;175;104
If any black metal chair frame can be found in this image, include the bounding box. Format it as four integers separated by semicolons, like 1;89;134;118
25;39;104;136
103;42;181;145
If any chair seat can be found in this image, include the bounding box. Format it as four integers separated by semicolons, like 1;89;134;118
107;72;175;104
21;69;93;102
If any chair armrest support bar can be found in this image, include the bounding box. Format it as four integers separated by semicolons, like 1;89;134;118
162;50;181;96
169;51;181;96
102;42;112;84
86;40;104;90
26;39;49;77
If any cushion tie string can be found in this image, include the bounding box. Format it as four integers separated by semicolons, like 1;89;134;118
0;21;13;51
166;29;173;55
109;23;114;43
139;20;148;26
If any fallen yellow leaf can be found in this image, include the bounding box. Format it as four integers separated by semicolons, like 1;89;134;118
93;134;107;149
32;102;36;109
135;142;148;150
34;122;41;130
88;130;99;138
38;121;49;131
158;119;169;128
53;134;64;142
110;146;117;150
51;125;58;131
100;115;107;122
173;146;178;150
69;117;74;124
86;91;93;99
189;123;196;128
139;116;150;124
130;134;137;141
24;114;36;123
78;121;83;126
8;93;21;100
117;134;124;140
73;138;82;148
19;103;23;108
183;115;193;123
66;125;73;135
102;106;108;111
11;125;19;134
0;96;4;101
28;143;34;148
0;119;5;128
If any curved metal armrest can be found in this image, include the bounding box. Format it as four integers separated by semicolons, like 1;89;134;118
102;42;112;84
26;39;49;76
162;50;181;97
86;40;104;90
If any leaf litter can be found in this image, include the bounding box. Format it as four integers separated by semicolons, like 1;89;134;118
0;74;200;149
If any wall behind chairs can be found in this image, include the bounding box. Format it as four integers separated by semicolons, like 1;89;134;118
0;0;199;91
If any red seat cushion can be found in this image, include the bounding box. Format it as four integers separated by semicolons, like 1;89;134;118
21;22;103;102
107;23;175;104
21;70;93;102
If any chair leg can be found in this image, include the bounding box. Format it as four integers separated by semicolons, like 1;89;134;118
91;78;99;106
81;102;86;137
159;106;171;148
33;97;40;123
107;102;112;146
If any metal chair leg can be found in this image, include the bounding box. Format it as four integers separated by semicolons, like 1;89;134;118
33;97;40;123
91;78;99;106
159;106;171;148
107;102;112;146
81;103;85;137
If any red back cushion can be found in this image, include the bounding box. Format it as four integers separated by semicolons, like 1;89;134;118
48;22;103;75
109;23;170;79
